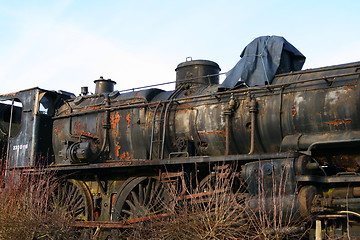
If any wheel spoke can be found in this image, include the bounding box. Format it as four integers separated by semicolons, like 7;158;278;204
138;183;144;205
50;180;92;221
146;184;162;209
51;191;59;207
121;209;133;216
67;192;80;207
68;183;77;197
150;181;162;207
130;190;140;207
114;177;170;221
125;199;136;211
199;175;216;193
148;181;156;204
61;182;69;203
144;179;152;203
73;207;85;217
72;198;85;214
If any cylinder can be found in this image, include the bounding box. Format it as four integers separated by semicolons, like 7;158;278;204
175;59;220;88
94;76;116;94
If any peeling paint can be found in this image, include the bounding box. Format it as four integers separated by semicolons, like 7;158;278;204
73;121;87;134
76;106;102;112
74;131;97;138
198;130;226;137
110;112;121;129
325;89;346;105
343;85;356;90
54;126;61;135
126;112;131;127
74;121;82;130
120;151;131;160
326;119;352;125
114;142;121;157
293;94;304;116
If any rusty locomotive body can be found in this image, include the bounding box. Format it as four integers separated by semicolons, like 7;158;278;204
1;36;360;238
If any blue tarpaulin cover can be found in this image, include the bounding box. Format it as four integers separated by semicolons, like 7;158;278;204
220;36;306;88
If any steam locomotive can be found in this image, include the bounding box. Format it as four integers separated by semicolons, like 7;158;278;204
1;36;360;239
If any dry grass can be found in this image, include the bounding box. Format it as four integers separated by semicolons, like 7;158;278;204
0;162;312;240
243;162;310;240
0;170;78;240
121;173;250;240
118;164;312;240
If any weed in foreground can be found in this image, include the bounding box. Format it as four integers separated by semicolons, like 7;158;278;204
0;170;78;240
121;166;310;240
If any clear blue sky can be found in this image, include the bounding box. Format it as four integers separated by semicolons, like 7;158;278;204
1;0;359;95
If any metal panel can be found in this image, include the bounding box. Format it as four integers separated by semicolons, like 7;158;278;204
0;89;39;168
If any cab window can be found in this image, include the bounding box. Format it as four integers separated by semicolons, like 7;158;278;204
0;99;23;138
39;93;55;116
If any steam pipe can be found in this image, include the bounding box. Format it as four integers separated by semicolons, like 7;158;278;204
223;94;236;155
247;95;257;155
225;114;230;155
249;112;255;154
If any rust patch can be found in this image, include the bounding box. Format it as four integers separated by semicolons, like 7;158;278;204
177;104;193;109
110;112;121;129
74;121;81;130
53;126;61;135
126;113;131;127
76;106;102;112
326;119;352;125
72;121;98;138
1;92;18;97
74;131;97;138
198;130;226;137
111;130;118;137
176;109;191;113
291;107;296;116
73;121;86;134
344;85;356;90
120;151;131;160
114;142;121;157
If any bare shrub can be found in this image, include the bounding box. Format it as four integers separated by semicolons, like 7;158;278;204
0;170;78;240
121;164;311;240
243;161;310;240
120;168;253;240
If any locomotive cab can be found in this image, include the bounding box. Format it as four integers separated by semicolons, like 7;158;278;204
0;88;70;170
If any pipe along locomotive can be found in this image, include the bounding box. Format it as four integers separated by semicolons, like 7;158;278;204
1;36;360;238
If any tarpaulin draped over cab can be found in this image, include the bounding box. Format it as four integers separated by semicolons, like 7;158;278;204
220;36;306;89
